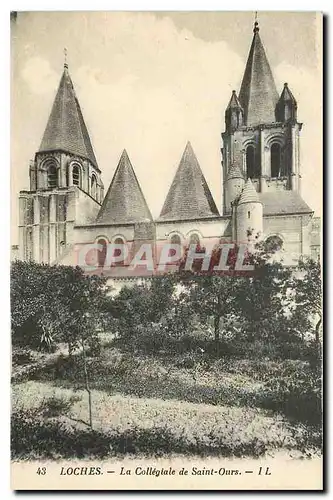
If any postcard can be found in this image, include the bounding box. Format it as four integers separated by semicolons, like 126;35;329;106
10;11;323;491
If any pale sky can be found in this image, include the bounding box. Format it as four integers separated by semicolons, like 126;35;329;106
11;11;322;244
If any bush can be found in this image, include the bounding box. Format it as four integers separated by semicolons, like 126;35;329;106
262;362;322;425
12;348;34;366
40;394;81;418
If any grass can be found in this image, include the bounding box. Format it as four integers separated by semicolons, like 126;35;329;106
11;345;322;460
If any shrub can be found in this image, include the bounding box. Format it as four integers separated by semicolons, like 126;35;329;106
263;362;322;425
12;348;34;366
40;394;81;418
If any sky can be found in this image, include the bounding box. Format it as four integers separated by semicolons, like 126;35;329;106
11;11;322;243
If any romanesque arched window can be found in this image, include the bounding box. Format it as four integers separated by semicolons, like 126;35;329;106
97;238;108;267
72;164;81;187
189;233;200;248
46;161;58;188
91;174;97;198
271;143;282;178
246;145;256;179
113;237;125;266
169;234;182;259
170;234;181;246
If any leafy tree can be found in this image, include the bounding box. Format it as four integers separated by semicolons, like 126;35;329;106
177;243;248;356
11;261;109;354
290;257;322;344
111;274;176;339
11;261;111;429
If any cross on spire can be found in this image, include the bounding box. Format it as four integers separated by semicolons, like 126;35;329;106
64;47;68;68
253;11;259;33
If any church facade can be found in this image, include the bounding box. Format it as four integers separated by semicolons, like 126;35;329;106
17;21;320;285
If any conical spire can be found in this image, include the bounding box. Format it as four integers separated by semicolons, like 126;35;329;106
239;21;279;126
227;90;243;110
279;82;297;104
238;178;261;205
276;82;298;122
97;150;152;224
39;64;98;167
225;90;244;131
227;163;244;180
158;141;219;221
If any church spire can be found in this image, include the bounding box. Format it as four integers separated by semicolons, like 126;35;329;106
158;142;219;221
238;19;279;126
97;150;152;224
276;82;298;122
38;61;98;168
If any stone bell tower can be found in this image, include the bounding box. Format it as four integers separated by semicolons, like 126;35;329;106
222;20;302;216
18;57;104;263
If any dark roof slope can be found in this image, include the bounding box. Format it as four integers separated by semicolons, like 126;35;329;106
259;191;313;216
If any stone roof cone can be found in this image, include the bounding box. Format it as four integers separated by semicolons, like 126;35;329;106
158;141;219;221
238;178;262;205
97;150;152;224
226;90;244;111
279;82;297;104
239;21;279;126
39;63;98;168
227;163;244;180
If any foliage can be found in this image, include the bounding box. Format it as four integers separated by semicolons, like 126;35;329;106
11;261;109;352
289;257;322;342
112;275;178;340
262;360;322;425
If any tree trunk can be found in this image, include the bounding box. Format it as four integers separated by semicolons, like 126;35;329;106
68;342;74;361
214;315;220;358
81;339;93;429
315;316;322;343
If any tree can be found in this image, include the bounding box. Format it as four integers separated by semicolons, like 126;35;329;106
111;274;176;340
177;243;247;356
11;261;111;429
234;254;293;342
11;261;109;354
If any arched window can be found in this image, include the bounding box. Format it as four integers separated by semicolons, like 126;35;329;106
97;238;108;267
113;237;125;266
271;143;282;178
47;163;58;188
246;145;256;179
91;175;97;198
169;234;182;259
189;233;200;248
72;164;81;187
170;234;181;246
265;235;283;253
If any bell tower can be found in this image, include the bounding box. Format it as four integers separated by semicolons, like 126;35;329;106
222;21;303;215
18;56;104;263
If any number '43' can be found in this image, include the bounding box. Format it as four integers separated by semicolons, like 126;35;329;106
36;467;46;475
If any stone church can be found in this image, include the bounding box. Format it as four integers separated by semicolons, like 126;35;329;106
17;21;320;285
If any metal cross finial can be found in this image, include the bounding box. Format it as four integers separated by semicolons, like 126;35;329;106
64;47;68;68
253;11;259;33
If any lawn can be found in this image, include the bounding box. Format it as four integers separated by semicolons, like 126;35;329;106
11;345;321;460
